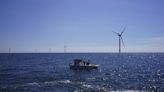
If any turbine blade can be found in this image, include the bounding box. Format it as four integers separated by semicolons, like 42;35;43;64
120;36;125;47
121;27;126;35
113;31;119;35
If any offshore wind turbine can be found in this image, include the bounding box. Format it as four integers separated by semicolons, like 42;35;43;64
113;27;125;53
64;44;67;53
9;48;11;53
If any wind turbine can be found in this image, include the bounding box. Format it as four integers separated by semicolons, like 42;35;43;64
113;27;125;53
9;48;11;54
64;45;67;53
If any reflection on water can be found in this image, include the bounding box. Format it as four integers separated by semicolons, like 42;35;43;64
0;53;164;92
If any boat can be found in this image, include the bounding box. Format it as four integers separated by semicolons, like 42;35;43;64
69;59;99;70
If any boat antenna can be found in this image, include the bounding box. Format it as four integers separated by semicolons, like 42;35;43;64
113;27;125;53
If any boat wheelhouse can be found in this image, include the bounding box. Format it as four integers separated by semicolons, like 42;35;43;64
69;59;99;70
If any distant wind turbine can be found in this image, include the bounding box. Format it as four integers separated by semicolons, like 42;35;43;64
9;48;11;53
64;45;67;53
113;27;125;53
49;48;52;53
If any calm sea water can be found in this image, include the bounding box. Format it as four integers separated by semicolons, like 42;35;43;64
0;53;164;92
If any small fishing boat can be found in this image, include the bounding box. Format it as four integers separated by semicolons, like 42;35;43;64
69;59;99;70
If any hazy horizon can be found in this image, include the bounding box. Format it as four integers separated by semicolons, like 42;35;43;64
1;0;164;53
1;51;164;53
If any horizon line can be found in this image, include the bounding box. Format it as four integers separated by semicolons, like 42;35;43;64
1;52;164;54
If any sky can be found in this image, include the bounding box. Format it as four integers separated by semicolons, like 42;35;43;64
0;0;164;53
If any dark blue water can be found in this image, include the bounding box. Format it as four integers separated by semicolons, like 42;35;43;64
0;53;164;92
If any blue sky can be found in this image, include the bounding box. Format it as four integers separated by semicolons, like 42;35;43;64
0;0;164;53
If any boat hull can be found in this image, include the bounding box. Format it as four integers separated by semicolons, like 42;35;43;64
69;64;98;70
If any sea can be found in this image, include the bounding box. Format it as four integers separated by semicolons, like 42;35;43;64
0;53;164;92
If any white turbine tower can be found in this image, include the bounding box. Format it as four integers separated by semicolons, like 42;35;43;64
113;27;125;53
